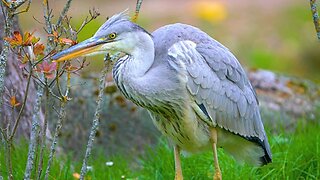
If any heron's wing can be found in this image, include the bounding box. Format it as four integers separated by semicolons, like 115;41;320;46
167;40;265;140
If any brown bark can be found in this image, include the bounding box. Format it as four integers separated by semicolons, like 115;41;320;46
0;7;43;138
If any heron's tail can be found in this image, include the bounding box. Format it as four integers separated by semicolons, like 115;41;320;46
258;134;272;165
218;128;272;166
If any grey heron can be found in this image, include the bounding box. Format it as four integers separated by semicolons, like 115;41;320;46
52;11;272;180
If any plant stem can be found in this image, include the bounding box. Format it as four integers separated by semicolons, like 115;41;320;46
0;2;13;121
6;140;12;180
79;55;112;179
310;0;320;40
43;0;54;51
24;85;43;179
36;85;49;180
56;0;73;28
132;0;143;22
44;100;66;180
9;68;33;140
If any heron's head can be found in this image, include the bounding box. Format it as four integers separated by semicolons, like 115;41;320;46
52;10;151;62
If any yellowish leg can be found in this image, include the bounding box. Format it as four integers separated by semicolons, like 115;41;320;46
211;128;222;180
174;145;183;180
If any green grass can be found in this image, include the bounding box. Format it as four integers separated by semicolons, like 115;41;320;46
1;123;319;179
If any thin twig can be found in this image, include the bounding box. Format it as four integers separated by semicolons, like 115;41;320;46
43;0;54;51
37;85;49;179
44;100;66;180
79;54;112;179
44;70;71;179
24;85;43;179
76;8;100;34
12;0;31;16
132;0;143;22
56;0;73;28
310;0;320;40
55;62;64;97
5;0;28;10
8;62;33;140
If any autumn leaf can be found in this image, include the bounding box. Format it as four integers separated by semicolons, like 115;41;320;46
59;38;77;46
36;61;57;79
33;43;45;56
4;31;23;48
4;31;40;47
23;31;40;46
48;31;77;46
48;31;59;39
10;96;21;107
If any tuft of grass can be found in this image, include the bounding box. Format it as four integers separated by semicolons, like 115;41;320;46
0;140;72;179
0;123;319;179
0;140;133;179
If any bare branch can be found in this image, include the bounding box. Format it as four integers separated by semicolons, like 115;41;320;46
12;0;31;16
37;86;49;179
44;84;68;179
8;67;33;139
132;0;143;22
3;0;29;10
79;54;113;179
56;0;73;28
76;8;100;34
24;84;43;179
310;0;320;40
0;1;13;120
43;0;54;51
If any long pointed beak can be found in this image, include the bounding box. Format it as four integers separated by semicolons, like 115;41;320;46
52;37;107;62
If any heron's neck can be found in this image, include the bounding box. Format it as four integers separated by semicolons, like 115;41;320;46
125;32;155;77
113;33;155;104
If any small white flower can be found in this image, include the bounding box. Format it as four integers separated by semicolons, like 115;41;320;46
87;166;93;171
105;161;114;166
121;175;125;179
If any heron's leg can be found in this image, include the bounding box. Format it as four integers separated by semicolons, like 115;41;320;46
210;128;222;180
174;145;183;180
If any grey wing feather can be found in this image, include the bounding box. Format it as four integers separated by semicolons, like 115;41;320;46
167;40;265;140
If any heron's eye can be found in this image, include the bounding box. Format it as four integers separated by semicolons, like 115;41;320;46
108;33;117;39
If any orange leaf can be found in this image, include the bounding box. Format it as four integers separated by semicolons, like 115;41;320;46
33;43;45;56
4;31;23;47
10;96;21;107
59;38;77;46
48;31;59;38
23;31;40;46
14;31;23;43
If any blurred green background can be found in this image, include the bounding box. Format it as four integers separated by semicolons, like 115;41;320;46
19;0;320;82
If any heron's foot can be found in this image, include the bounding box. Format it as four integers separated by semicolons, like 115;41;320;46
213;169;222;180
174;172;183;180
